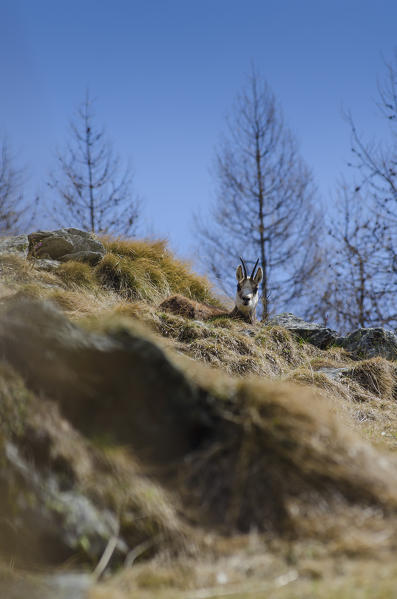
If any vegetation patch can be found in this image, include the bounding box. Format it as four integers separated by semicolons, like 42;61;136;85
180;379;397;537
98;238;220;305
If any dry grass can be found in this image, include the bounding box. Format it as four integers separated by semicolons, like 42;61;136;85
178;378;397;538
3;235;397;598
0;360;189;561
56;260;97;289
97;238;221;305
0;254;60;291
48;288;120;317
0;362;30;436
89;539;397;599
345;358;396;400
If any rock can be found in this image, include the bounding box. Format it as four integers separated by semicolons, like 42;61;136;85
34;258;61;271
28;228;105;264
0;234;29;257
316;367;349;382
266;313;339;349
267;314;397;359
340;328;397;360
3;441;126;564
59;250;103;265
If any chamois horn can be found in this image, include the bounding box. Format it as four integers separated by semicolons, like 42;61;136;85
250;258;259;279
239;256;247;279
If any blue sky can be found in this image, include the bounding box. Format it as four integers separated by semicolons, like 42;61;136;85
1;0;396;260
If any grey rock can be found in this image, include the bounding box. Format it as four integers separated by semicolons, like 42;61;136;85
28;228;105;262
59;250;104;265
267;313;339;349
340;328;397;360
34;258;61;271
4;442;126;562
316;367;349;382
0;234;29;257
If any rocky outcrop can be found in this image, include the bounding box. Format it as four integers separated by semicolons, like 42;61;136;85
339;328;397;360
266;313;340;349
28;228;105;265
267;314;397;360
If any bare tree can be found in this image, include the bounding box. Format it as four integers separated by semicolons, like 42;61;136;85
195;70;322;318
0;139;28;234
48;92;140;236
346;51;397;268
308;186;395;332
328;51;397;331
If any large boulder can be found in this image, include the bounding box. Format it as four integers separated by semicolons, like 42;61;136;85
28;228;105;265
266;313;339;349
340;328;397;360
0;234;29;258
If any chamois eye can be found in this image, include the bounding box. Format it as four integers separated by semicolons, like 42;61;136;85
253;287;258;293
237;283;241;291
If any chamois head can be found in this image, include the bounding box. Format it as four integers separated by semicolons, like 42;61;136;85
235;257;263;320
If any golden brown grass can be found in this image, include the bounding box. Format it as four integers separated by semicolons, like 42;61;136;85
97;238;221;305
0;254;60;291
56;260;97;289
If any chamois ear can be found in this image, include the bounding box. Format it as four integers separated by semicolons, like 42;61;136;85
253;266;263;285
236;264;244;282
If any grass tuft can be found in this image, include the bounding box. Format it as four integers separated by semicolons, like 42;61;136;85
56;261;97;289
97;238;220;305
345;358;396;400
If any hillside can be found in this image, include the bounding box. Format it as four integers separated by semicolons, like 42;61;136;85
1;228;397;598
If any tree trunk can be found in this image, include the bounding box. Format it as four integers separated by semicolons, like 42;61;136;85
255;135;268;319
84;103;95;233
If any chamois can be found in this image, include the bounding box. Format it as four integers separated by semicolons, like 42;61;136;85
230;257;263;323
159;257;263;324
